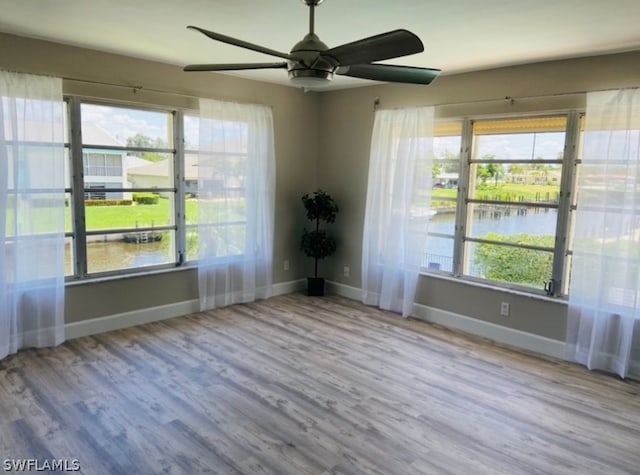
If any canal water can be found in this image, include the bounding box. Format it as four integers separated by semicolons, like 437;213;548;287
430;207;558;237
71;207;559;275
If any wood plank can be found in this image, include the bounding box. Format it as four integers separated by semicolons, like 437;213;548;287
1;293;639;474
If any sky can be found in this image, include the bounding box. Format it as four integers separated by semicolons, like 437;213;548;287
80;103;172;145
77;103;568;162
434;132;565;162
77;104;242;151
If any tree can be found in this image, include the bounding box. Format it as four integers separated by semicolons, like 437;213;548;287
126;134;168;161
439;149;461;173
126;134;154;157
476;154;504;186
432;162;443;179
487;162;504;186
477;165;491;184
509;163;525;183
486;154;504;186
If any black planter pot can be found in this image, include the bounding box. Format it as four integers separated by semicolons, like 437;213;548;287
307;277;325;296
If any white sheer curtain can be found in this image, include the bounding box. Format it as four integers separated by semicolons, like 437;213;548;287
362;106;434;317
197;99;275;310
567;88;640;379
1;71;65;360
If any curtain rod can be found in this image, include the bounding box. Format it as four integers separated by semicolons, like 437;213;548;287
373;86;639;110
61;76;275;109
60;75;637;110
61;75;605;103
62;76;198;100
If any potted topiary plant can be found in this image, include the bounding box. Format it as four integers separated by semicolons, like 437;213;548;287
300;189;338;296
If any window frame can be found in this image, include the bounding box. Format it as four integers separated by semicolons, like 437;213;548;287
65;96;188;280
423;110;583;298
423;120;463;273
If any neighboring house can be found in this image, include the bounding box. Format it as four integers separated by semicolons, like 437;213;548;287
2;120;132;199
434;172;459;188
127;154;198;196
184;154;198;196
126;155;152;170
127;153;247;198
509;169;562;185
82;124;131;200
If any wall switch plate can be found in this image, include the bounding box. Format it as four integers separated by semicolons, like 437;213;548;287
500;302;510;317
283;259;290;271
343;266;350;277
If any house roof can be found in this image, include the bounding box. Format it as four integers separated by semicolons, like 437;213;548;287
128;154;198;180
82;124;123;147
126;155;153;170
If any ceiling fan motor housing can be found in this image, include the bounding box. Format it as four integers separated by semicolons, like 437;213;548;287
288;33;335;83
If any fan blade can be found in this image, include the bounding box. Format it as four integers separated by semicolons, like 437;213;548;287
321;29;423;67
337;64;441;85
184;62;288;72
187;26;300;62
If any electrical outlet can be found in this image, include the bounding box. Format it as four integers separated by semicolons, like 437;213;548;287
283;259;290;271
500;302;510;317
343;266;350;277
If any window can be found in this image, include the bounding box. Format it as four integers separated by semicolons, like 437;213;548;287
66;99;181;277
424;113;582;296
424;121;462;272
63;97;272;282
195;116;250;260
83;152;123;177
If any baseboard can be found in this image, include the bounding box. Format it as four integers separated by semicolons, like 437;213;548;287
65;277;565;361
65;299;201;340
65;278;306;340
410;303;567;360
273;278;306;296
326;281;567;361
326;281;362;300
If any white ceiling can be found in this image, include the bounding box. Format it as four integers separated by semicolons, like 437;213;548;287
2;0;640;90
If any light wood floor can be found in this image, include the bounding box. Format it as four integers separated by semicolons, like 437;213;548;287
1;294;639;474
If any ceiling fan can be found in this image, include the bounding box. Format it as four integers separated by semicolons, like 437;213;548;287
183;0;441;88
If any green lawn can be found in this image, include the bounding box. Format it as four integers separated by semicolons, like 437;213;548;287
73;198;244;231
473;183;560;203
429;183;559;203
432;188;457;200
420;183;561;212
63;198;198;231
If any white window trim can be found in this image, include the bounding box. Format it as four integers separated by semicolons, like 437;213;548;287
422;110;584;298
65;96;188;281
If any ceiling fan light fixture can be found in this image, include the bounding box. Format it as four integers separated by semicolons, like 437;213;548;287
288;68;333;89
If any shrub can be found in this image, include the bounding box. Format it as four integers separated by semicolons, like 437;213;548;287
133;193;159;205
474;233;554;287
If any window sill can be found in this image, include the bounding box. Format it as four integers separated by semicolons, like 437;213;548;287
419;270;568;305
65;263;196;287
64;254;249;287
